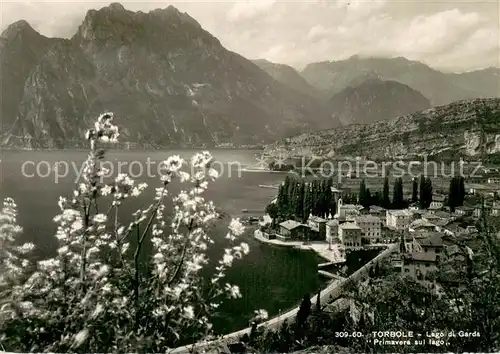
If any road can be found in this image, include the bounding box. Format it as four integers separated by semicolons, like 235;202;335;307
169;242;399;353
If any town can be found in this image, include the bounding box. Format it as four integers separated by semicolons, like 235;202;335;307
253;167;500;292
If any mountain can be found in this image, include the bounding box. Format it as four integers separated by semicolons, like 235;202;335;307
0;3;337;149
0;20;61;133
252;59;324;99
329;78;431;125
265;98;500;161
301;56;500;106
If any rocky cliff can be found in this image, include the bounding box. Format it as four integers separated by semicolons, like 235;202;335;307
329;78;431;125
0;3;336;149
265;98;500;161
301;55;500;107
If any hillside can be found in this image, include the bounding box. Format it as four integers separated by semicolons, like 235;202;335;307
252;59;324;99
0;3;337;149
329;78;431;125
265;98;500;161
301;55;500;106
0;20;61;133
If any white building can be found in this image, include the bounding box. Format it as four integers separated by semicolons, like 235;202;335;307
354;215;382;243
386;209;413;230
334;198;363;222
430;195;446;209
326;220;339;243
487;177;500;184
339;222;362;251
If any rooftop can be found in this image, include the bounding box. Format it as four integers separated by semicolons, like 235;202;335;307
433;195;446;202
387;209;413;217
339;222;361;230
428;205;442;210
434;211;452;218
420;233;444;247
355;215;382;223
326;220;339;227
422;213;440;220
408;252;437;262
309;216;326;223
279;220;307;230
410;219;436;229
369;205;386;212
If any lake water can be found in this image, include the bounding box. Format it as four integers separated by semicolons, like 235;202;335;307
0;149;327;334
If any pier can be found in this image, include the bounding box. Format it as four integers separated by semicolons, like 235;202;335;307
318;270;346;281
318;261;339;268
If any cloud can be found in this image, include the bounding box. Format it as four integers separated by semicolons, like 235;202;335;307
226;0;276;23
0;0;497;71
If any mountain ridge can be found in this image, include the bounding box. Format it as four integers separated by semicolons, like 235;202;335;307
264;97;500;161
300;56;500;106
0;3;337;149
328;78;431;125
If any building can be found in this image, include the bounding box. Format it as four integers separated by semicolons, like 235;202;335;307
334;198;363;222
409;219;436;232
454;206;473;216
491;205;500;216
402;252;438;289
354;215;382;243
308;216;327;240
473;204;492;218
326;220;339;243
386;209;413;230
368;205;386;217
427;205;442;214
487;177;500;184
278;220;309;241
339;222;363;250
418;233;444;257
430;195;446;209
422;213;441;223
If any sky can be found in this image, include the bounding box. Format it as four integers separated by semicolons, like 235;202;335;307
1;0;499;72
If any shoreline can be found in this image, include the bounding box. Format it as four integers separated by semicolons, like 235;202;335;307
253;229;346;264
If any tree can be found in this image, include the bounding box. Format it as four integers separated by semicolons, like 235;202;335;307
419;175;433;209
296;181;306;222
0;113;258;352
296;294;312;331
359;179;368;208
382;177;390;208
411;177;418;203
303;184;312;223
392;178;404;209
265;203;279;229
449;176;466;212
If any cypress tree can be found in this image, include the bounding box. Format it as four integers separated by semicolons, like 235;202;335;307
359;179;367;207
303;184;312;222
382;177;390;208
297;180;306;221
296;294;311;331
365;188;372;207
392;177;404;209
412;177;418;203
419;175;426;209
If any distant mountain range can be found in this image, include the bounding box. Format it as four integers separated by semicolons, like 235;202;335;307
300;55;500;106
328;78;431;125
265;97;500;161
1;3;499;149
252;59;324;99
0;3;336;149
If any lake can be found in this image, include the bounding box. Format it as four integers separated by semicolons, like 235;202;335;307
0;149;327;334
